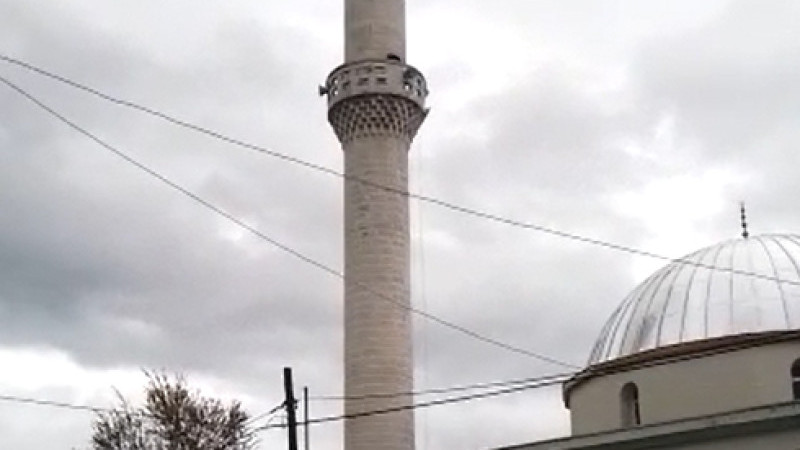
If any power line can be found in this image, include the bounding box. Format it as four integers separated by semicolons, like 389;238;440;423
0;390;283;432
258;375;571;430
4;57;799;368
256;377;569;431
0;330;791;430
246;402;285;426
310;372;574;401
262;331;799;430
0;374;567;423
0;392;157;419
0;393;106;413
0;74;576;369
1;54;796;289
6;55;800;367
0;54;343;179
0;373;569;429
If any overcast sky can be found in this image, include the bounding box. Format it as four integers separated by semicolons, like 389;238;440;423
1;1;799;449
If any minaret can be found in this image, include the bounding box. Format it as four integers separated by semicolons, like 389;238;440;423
321;1;428;449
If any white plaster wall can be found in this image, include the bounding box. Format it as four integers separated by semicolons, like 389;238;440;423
568;341;800;435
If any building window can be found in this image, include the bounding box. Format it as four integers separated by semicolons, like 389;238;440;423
620;382;641;427
792;359;800;399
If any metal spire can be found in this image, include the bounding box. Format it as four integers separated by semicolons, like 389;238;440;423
740;202;749;239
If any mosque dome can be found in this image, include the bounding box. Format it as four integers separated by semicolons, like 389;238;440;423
588;234;800;365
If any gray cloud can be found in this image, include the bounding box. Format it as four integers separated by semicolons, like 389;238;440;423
1;0;800;449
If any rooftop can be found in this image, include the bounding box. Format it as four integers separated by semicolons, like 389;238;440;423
589;234;800;365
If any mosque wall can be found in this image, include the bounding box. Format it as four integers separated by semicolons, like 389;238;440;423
672;428;800;450
498;419;800;450
568;340;800;435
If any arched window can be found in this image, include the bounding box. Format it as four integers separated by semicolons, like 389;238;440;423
791;359;800;400
620;382;641;427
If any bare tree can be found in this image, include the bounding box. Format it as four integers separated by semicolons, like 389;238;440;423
92;372;257;450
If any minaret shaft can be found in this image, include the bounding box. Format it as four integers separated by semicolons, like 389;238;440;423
324;1;427;449
344;136;413;450
346;0;406;62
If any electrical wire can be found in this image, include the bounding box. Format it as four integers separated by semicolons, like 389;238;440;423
0;376;569;428
261;330;800;430
0;54;797;289
0;329;793;431
246;402;286;427
0;391;279;431
257;375;570;430
4;56;800;367
0;393;107;413
4;57;800;410
413;130;432;450
2;55;799;369
310;372;573;401
4;57;800;430
0;74;576;369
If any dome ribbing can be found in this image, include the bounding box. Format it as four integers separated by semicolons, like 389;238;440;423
589;234;800;365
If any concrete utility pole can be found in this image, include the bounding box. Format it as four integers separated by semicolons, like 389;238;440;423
321;1;428;449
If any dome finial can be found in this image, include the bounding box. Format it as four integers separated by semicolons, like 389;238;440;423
740;202;749;239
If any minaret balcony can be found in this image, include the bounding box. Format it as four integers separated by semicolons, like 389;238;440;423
321;59;428;111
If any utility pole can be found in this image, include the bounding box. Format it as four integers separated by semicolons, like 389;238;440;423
283;367;298;450
303;386;310;450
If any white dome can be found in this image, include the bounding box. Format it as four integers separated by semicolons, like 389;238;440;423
589;234;800;365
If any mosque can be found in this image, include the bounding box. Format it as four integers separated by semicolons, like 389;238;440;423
323;1;800;449
498;232;800;449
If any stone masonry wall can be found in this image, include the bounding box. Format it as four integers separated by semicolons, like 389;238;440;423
343;134;414;450
346;0;406;62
